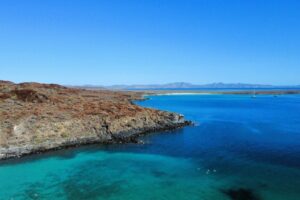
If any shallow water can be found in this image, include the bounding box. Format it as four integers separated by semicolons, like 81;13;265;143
1;94;300;200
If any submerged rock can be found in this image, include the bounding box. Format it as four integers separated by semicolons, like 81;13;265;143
0;81;191;160
222;188;261;200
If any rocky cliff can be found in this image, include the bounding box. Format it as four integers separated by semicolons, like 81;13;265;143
0;81;190;160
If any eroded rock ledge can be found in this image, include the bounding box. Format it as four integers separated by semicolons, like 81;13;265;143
0;81;191;160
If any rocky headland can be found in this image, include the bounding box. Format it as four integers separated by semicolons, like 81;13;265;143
0;81;190;160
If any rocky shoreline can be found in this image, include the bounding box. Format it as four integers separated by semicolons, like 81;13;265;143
0;81;191;160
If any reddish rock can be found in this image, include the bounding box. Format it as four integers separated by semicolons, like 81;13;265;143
0;81;190;160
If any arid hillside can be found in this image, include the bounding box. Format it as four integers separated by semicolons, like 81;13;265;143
0;81;190;159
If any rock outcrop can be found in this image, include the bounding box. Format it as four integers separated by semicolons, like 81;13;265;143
0;81;190;160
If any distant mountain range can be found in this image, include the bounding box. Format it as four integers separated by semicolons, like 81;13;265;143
104;82;300;90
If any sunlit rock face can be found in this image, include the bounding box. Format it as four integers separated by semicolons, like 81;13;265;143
0;81;190;159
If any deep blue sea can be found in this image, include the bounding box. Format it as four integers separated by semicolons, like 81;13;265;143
0;94;300;200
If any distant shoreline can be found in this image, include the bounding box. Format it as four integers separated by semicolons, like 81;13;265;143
141;89;300;96
151;92;213;96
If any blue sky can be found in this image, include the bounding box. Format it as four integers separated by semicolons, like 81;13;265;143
0;0;299;85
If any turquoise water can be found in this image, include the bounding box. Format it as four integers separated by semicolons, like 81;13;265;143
1;94;300;200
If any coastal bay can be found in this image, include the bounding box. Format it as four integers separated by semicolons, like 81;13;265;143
0;93;300;200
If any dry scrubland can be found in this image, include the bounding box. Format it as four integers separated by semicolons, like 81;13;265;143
0;81;189;159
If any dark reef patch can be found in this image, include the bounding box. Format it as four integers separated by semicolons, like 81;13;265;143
221;188;261;200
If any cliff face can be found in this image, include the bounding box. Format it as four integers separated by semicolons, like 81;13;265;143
0;81;190;160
